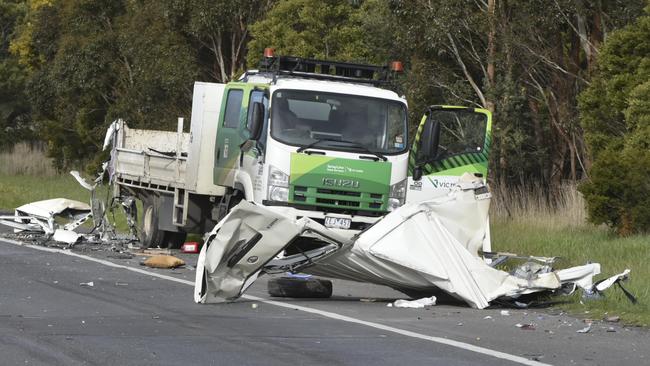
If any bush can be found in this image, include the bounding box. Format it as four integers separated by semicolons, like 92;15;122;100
579;10;650;235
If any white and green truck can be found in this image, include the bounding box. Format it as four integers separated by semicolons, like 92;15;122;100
108;53;492;250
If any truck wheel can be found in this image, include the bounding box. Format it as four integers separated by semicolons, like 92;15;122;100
141;200;165;248
267;277;333;298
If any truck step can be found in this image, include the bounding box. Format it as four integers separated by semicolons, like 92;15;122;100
173;188;189;226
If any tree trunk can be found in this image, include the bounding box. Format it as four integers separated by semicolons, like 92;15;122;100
486;0;497;113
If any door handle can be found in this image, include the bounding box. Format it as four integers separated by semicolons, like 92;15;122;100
216;147;221;162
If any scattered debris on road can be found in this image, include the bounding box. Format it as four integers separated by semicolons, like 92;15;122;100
516;323;536;331
140;248;172;256
577;323;592;333
0;160;635;314
388;296;437;309
52;229;81;244
194;175;622;309
605;316;621;323
0;167;139;249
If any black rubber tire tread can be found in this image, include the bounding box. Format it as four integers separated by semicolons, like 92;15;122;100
140;199;166;248
267;277;333;298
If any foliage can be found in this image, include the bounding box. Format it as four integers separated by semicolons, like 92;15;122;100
164;0;273;82
579;7;650;235
0;0;648;212
10;0;198;170
0;0;32;147
390;0;646;194
247;0;377;65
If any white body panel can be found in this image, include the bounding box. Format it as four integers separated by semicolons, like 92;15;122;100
187;83;227;195
406;175;465;203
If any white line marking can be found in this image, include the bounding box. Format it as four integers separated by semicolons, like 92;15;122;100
1;238;550;366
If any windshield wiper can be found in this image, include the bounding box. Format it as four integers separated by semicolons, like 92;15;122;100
296;139;387;161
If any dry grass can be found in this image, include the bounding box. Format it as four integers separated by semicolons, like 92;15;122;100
0;142;59;176
490;182;587;228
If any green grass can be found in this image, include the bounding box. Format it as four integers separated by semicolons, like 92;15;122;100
491;218;650;326
0;173;90;209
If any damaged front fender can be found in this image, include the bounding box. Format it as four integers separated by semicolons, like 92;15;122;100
194;201;350;303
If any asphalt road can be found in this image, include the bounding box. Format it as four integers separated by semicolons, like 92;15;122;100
1;237;648;366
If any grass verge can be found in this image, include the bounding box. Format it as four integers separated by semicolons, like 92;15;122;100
0;173;89;209
491;219;649;325
491;182;649;326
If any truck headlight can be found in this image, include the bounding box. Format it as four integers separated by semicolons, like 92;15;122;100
269;186;289;202
267;166;289;202
388;179;407;211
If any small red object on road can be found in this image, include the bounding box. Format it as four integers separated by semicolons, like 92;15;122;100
181;242;200;253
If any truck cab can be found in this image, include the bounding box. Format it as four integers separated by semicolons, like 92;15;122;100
215;67;409;239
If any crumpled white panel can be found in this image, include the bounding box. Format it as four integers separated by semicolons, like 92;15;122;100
195;176;601;309
15;198;90;219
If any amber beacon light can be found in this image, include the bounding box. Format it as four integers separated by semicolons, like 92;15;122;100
390;61;404;73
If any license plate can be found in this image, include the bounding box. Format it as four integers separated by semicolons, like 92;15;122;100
324;216;351;229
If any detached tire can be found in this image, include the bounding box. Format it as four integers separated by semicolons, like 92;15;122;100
267;277;333;298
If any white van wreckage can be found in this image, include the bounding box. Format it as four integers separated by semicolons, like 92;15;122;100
194;175;604;309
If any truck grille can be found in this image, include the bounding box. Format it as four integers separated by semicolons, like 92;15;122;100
290;185;387;213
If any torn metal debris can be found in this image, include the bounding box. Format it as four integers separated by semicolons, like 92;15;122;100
0;168;137;247
0;198;92;235
194;176;614;309
388;296;437;308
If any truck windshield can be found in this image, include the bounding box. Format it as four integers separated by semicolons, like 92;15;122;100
271;90;407;154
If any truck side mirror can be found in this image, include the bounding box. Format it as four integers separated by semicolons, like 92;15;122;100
248;102;265;140
417;117;440;164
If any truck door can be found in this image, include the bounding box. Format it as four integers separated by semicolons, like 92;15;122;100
214;85;246;187
406;106;492;203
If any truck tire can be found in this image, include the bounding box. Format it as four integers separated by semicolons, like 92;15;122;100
267;277;333;298
141;197;188;249
141;199;165;248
